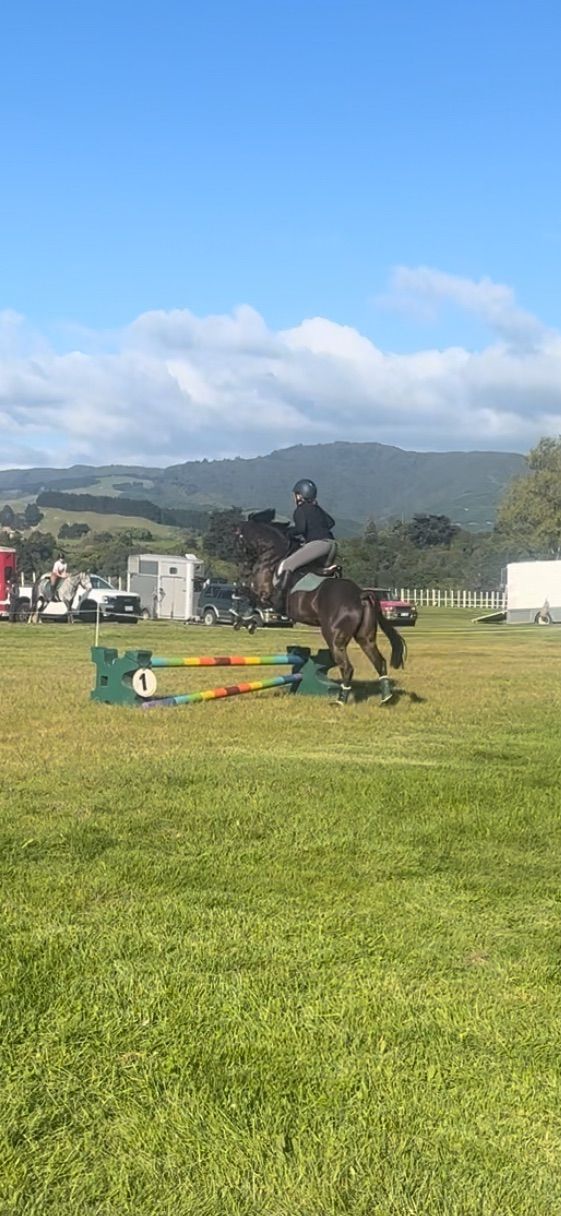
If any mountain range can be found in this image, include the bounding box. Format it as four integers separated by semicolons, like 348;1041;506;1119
0;442;527;534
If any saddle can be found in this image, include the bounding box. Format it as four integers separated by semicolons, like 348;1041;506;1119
43;577;60;603
289;564;341;593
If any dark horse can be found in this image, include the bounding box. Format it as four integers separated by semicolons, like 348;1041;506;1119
238;518;406;704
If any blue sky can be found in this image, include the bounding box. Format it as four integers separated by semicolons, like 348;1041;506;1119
2;0;561;465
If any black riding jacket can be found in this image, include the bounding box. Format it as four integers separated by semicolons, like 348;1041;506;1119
291;502;335;542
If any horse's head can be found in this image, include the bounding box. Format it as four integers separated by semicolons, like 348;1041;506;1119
77;572;92;593
237;520;288;606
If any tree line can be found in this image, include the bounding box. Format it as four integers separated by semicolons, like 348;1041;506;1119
35;490;210;531
2;436;561;584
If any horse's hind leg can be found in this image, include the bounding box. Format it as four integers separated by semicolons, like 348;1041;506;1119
356;635;393;703
357;634;387;677
326;629;355;706
356;607;394;704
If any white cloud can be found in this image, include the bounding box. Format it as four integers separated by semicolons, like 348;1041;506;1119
381;265;543;346
2;268;561;468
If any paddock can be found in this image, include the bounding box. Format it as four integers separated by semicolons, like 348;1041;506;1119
2;612;561;1214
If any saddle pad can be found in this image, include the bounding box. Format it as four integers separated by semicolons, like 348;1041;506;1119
292;571;327;593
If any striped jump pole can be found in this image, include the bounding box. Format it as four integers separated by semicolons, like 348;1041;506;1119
149;653;304;668
90;645;338;707
140;672;301;710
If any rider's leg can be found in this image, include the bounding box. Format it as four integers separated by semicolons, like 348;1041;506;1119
278;539;334;577
272;540;335;613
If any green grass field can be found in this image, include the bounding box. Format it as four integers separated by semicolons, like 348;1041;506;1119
3;485;180;544
2;612;561;1214
22;506;180;543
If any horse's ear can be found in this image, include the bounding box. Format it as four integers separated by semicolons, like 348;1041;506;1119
248;508;276;524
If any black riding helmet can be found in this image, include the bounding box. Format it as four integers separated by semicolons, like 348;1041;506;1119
293;478;317;501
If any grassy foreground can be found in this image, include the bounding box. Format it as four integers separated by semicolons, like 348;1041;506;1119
1;612;561;1215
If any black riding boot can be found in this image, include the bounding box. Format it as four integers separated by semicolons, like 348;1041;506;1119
271;571;290;615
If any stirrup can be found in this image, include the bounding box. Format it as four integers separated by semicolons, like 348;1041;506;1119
313;563;341;577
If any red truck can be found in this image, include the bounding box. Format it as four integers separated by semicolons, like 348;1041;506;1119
366;586;418;626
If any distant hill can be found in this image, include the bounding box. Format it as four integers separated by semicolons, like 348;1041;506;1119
0;464;160;496
159;443;526;529
0;442;527;533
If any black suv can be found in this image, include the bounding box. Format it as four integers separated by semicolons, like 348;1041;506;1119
197;582;291;629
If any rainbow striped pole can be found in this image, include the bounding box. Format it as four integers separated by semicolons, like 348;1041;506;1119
150;654;305;668
139;671;301;709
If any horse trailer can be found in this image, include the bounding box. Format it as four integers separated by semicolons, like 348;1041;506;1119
506;560;561;625
127;552;205;621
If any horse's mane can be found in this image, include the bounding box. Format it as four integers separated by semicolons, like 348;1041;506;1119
242;519;289;558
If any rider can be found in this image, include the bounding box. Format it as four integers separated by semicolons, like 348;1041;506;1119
272;479;336;612
49;552;68;601
8;573;19;623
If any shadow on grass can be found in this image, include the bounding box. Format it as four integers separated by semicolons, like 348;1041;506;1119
341;680;426;707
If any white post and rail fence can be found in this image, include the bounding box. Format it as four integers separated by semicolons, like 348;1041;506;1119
398;588;505;610
114;579;504;610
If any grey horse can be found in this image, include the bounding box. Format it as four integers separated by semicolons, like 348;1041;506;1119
30;571;92;624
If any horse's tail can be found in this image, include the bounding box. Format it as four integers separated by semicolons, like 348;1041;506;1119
361;591;406;669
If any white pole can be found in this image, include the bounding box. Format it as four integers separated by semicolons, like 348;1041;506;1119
94;600;101;647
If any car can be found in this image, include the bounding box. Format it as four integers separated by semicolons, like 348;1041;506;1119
366;587;418;626
197;581;292;629
17;573;142;623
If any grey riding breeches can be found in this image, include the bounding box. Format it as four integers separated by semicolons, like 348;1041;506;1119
280;539;336;574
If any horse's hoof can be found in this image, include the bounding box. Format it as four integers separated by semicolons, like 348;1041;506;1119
336;685;352;706
379;677;393;705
